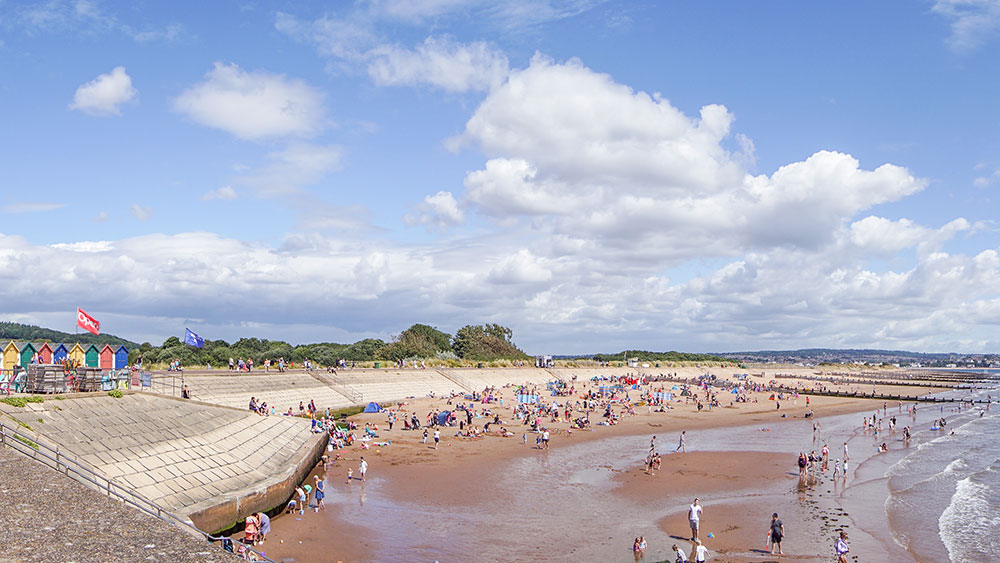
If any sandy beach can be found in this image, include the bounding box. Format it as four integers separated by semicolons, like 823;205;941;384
251;368;951;562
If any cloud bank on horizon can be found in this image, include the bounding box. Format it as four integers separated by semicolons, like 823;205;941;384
2;0;1000;353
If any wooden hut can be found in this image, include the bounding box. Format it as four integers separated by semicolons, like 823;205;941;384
99;344;114;369
37;342;53;364
18;342;37;368
68;343;85;366
2;341;19;372
114;345;129;369
53;343;68;363
85;344;100;368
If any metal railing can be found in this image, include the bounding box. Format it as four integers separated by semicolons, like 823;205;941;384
134;372;185;397
0;420;275;562
438;370;475;392
311;372;363;404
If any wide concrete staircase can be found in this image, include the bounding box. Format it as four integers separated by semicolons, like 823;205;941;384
0;393;324;533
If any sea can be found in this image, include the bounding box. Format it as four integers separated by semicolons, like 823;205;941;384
879;377;1000;562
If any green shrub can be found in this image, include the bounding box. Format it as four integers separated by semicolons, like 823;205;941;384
2;396;45;407
108;390;124;399
14;434;38;449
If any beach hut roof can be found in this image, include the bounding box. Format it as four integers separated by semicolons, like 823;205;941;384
15;341;36;352
115;344;128;352
3;340;19;351
53;343;67;351
36;342;53;351
69;343;85;352
86;343;100;352
100;343;114;352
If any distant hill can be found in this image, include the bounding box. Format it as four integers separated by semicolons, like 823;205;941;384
0;322;138;348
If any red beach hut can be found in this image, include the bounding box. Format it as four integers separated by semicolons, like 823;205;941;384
99;344;114;370
37;342;53;364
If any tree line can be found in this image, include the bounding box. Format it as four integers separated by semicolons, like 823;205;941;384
135;323;529;367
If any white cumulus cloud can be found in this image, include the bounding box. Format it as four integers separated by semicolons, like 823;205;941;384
455;55;925;265
172;62;326;140
69;66;137;116
405;190;465;229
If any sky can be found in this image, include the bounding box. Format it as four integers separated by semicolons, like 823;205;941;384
2;1;1000;354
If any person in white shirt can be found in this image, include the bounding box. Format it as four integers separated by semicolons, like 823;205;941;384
359;456;368;482
693;539;709;562
672;543;687;563
688;498;703;541
433;429;440;449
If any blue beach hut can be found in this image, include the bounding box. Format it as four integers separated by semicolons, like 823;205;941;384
53;343;68;363
114;345;129;369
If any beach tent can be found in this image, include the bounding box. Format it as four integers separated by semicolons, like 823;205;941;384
363;402;382;413
85;344;100;368
114;345;128;369
18;342;37;368
36;342;53;364
2;341;19;372
436;410;451;425
52;343;68;363
99;344;114;369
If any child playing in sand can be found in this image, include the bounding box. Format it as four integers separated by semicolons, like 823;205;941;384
347;468;353;483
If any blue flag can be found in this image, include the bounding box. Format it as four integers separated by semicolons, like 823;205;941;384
184;328;204;348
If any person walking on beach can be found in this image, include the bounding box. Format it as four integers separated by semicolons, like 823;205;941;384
688;498;703;541
835;531;850;562
676;430;687;453
422;428;428;444
433;429;441;449
359;456;368;482
673;543;688;563
768;512;784;555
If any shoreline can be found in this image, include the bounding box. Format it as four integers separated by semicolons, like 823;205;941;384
259;374;921;562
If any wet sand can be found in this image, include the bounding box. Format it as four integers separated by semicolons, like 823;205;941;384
256;374;942;562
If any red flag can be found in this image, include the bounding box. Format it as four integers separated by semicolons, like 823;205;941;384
77;308;100;335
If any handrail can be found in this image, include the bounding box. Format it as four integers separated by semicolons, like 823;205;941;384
438;369;475;392
0;420;275;562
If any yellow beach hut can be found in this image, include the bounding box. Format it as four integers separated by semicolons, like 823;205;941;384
2;341;19;372
68;343;85;366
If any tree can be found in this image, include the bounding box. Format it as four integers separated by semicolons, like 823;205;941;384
452;324;527;361
379;323;453;360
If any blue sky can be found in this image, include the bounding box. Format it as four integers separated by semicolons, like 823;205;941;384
2;0;1000;354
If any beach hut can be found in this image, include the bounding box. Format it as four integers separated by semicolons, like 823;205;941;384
114;345;128;369
18;342;37;368
53;343;68;363
2;341;19;372
99;344;114;369
68;343;85;366
85;344;100;368
37;342;53;364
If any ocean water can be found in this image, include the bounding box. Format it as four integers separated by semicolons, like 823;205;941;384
881;384;1000;562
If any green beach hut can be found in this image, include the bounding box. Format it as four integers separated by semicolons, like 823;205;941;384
18;342;37;368
85;344;100;368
